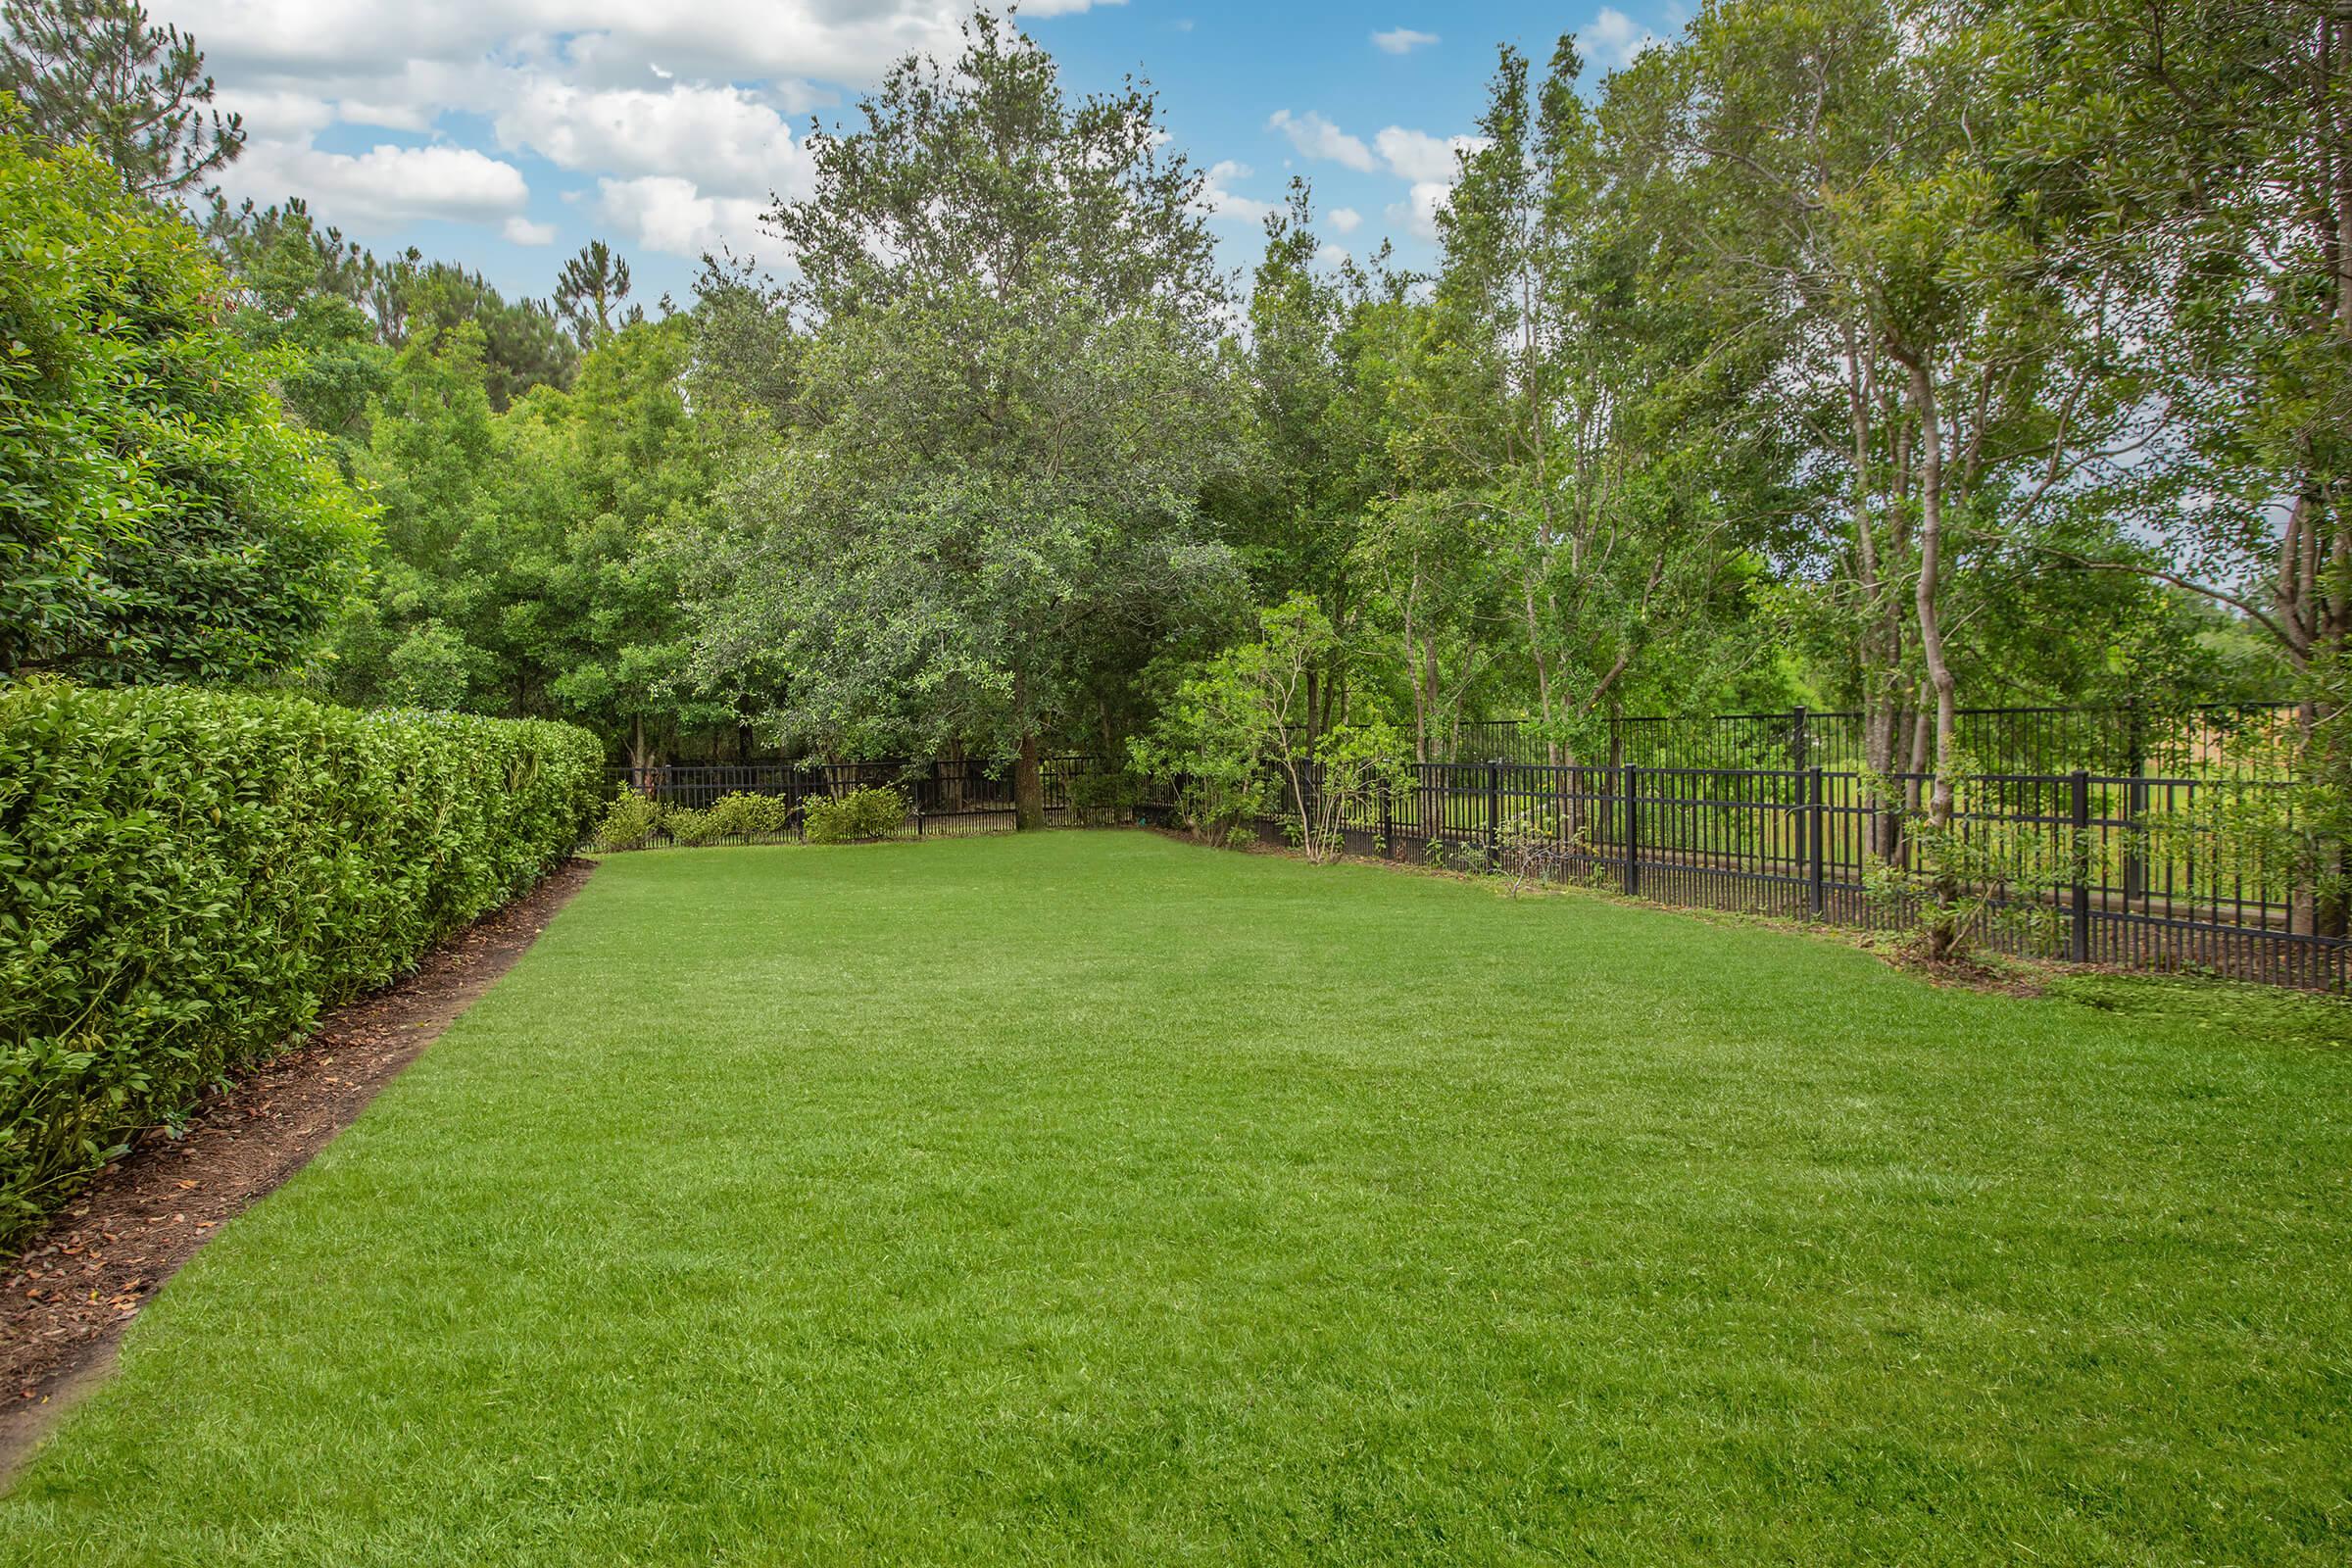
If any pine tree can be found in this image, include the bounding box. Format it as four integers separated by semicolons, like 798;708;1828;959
0;0;242;200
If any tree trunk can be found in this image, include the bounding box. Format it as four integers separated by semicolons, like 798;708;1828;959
1014;731;1046;831
1907;356;1963;959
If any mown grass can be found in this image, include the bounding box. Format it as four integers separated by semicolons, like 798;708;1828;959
5;830;2348;1564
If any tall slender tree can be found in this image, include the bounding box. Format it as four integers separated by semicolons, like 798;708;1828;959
556;240;637;348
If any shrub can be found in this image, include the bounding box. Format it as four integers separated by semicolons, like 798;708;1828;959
594;791;661;852
1066;768;1139;825
805;785;906;844
703;791;795;840
661;805;717;846
0;682;602;1250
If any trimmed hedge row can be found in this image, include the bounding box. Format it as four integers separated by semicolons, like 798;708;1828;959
0;683;603;1249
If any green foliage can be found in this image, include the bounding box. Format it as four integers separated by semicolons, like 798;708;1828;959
690;15;1243;785
1858;762;2076;961
1065;768;1140;826
322;316;729;762
702;791;795;840
0;0;243;199
660;805;718;847
1133;597;1404;861
554;239;639;348
0;115;373;686
804;786;906;845
0;681;601;1249
592;790;660;853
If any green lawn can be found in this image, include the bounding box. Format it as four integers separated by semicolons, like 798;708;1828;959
7;831;2349;1564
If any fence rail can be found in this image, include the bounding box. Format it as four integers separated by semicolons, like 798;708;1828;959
1180;758;2342;993
1450;702;2300;778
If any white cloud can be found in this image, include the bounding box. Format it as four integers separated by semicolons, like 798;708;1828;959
1371;27;1438;55
183;1;1144;257
492;79;807;197
1314;242;1350;268
235;140;531;227
1266;109;1375;173
503;216;558;244
1194;159;1277;225
1386;179;1453;241
1374;125;1484;183
1327;206;1362;234
172;1;1123;92
1579;8;1662;69
596;174;767;259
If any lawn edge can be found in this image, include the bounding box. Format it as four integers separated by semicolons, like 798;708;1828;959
0;858;600;1483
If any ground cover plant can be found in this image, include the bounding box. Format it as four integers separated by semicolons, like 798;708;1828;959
4;832;2345;1564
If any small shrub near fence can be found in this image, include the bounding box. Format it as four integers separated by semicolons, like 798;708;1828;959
805;786;906;844
0;683;603;1251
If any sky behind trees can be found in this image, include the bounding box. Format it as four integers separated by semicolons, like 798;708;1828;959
167;0;1671;300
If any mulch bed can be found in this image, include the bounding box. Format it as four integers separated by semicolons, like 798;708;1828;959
0;858;598;1472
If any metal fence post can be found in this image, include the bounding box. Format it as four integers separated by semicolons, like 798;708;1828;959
1380;774;1396;859
1486;759;1501;871
1808;765;1826;917
1623;762;1641;897
2070;768;2091;964
2122;698;2146;907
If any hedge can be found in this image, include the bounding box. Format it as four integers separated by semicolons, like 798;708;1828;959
0;683;603;1250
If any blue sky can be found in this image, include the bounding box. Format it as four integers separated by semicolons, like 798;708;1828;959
176;1;1677;307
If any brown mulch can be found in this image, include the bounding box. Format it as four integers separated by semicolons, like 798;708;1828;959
0;858;598;1473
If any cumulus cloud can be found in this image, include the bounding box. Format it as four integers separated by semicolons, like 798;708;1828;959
597;174;769;258
1314;242;1350;268
1370;27;1438;55
176;0;1118;248
1386;179;1453;241
1373;125;1483;183
492;78;807;197
1326;206;1362;233
234;139;531;226
1579;7;1662;69
172;1;1122;94
1266;109;1375;173
1194;159;1276;225
503;216;558;244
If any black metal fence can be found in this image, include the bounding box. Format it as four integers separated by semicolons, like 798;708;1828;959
610;756;1111;844
610;733;2338;992
1200;759;2341;992
1448;703;2299;778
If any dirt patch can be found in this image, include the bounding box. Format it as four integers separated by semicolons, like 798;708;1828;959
0;858;597;1476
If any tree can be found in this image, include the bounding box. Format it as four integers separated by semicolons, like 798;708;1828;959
1213;182;1407;744
0;118;371;685
1411;38;1775;768
1968;0;2352;920
693;11;1242;827
555;240;639;348
769;9;1219;328
321;316;734;760
1132;596;1405;861
0;0;241;198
